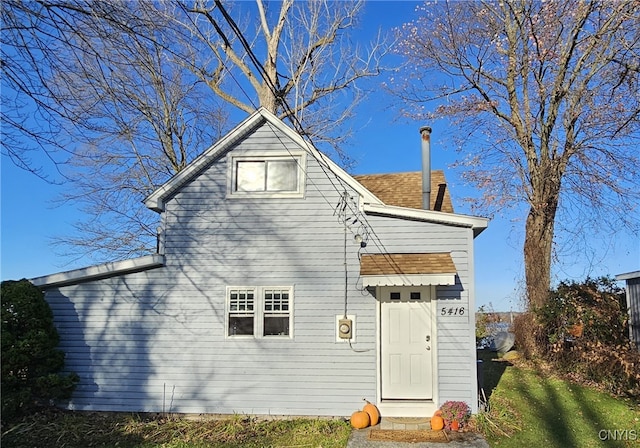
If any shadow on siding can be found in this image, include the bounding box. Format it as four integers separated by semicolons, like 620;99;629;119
48;291;99;408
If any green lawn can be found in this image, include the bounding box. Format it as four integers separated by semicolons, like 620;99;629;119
478;350;640;448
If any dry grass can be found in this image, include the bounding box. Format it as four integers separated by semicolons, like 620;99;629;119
1;410;351;448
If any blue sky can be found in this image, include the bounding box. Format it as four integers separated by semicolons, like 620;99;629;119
2;1;638;311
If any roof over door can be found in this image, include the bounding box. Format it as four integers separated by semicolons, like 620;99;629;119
360;253;457;287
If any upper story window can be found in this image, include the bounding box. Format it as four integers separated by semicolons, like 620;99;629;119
229;153;305;198
236;160;298;192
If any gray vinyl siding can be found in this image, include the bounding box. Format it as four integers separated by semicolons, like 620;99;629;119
44;119;478;416
46;121;376;416
362;215;477;409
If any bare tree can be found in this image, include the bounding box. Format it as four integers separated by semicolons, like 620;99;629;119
171;0;388;165
2;0;227;260
51;5;228;261
2;0;388;262
393;0;640;309
1;0;79;179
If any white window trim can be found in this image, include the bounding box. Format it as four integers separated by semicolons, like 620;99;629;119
227;151;306;199
225;286;294;339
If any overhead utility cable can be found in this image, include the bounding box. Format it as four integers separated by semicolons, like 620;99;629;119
212;1;407;277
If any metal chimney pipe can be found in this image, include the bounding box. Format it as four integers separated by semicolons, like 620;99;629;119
420;126;432;210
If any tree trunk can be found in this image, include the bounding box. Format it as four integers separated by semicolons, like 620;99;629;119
258;84;278;113
521;202;557;357
523;203;556;309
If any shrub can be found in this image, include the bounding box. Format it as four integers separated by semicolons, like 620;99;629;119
534;277;640;398
512;311;544;358
1;279;79;423
439;400;471;429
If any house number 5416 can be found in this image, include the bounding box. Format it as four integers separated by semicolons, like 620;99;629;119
441;307;465;316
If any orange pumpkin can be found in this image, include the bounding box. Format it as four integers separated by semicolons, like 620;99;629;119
350;410;371;429
362;399;380;426
433;409;442;417
430;415;445;431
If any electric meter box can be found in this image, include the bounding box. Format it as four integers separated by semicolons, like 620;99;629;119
338;318;352;339
336;315;355;341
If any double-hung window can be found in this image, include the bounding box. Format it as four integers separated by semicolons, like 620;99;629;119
229;153;305;198
226;286;293;338
263;288;290;336
228;288;256;336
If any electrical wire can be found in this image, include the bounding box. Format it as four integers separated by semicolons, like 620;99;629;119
212;1;362;207
203;2;378;265
211;1;415;313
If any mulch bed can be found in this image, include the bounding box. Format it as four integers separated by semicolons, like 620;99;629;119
368;429;449;443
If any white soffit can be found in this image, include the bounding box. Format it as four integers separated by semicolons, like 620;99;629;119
362;273;456;287
363;203;488;236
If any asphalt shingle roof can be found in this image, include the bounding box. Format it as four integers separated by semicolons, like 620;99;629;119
353;170;454;213
360;253;457;276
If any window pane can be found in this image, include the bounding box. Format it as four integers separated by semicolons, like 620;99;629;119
273;292;281;310
236;161;265;191
229;316;254;336
230;290;254;312
247;292;254;311
390;292;401;300
267;160;297;191
410;292;421;300
264;289;288;313
230;292;238;310
264;316;289;336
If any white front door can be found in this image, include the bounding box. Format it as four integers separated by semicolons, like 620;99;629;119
380;287;433;400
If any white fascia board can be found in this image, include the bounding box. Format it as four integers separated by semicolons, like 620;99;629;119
266;115;383;207
144;107;383;212
240;108;383;207
363;203;489;236
30;255;165;289
144;110;269;212
362;273;456;287
616;271;640;281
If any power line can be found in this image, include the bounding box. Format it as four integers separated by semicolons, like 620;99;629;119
210;3;359;200
212;1;409;278
179;1;351;227
212;1;355;195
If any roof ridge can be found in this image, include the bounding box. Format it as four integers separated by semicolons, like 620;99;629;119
353;170;444;177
